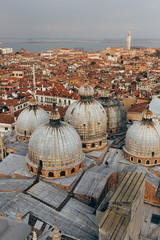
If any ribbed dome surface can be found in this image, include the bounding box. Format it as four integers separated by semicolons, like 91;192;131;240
16;107;49;137
28;121;84;169
149;98;160;115
124;120;160;158
98;98;121;131
64;99;107;142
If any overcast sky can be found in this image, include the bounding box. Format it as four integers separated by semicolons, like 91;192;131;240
0;0;159;39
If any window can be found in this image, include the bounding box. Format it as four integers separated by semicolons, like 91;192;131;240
154;160;157;164
92;143;95;148
138;159;141;164
5;127;8;130
24;130;26;136
99;141;102;146
68;100;70;105
146;160;150;165
71;168;75;174
152;152;154;157
151;214;160;225
31;167;33;172
39;160;43;168
82;143;86;148
60;171;65;177
130;157;133;161
48;172;54;177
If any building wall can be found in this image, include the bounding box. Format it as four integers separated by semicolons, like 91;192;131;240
125;181;145;240
35;94;76;107
0;123;13;137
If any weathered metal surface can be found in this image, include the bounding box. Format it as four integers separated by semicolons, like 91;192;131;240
98;97;121;131
110;172;146;204
16;106;49;137
99;208;130;239
28;121;84;169
73;166;113;199
1;193;98;240
27;181;68;209
64;99;107;143
124;119;160;158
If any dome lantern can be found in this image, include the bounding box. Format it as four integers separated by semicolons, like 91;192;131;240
49;99;60;123
78;84;94;99
16;97;49;142
142;109;153;121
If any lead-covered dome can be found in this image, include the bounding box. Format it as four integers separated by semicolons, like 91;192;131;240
98;91;121;134
27;105;84;178
149;98;160;121
16;97;49;142
64;84;108;152
124;109;160;166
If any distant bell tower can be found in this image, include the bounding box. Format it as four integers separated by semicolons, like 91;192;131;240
126;31;131;50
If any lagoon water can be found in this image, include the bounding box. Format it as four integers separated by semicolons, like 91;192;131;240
0;38;160;53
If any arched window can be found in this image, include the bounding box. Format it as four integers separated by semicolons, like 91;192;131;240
60;171;65;177
92;143;95;148
146;160;150;165
31;167;33;172
152;152;154;157
138;159;141;164
82;143;86;148
71;168;75;174
130;157;133;161
48;172;54;177
99;141;102;146
154;160;157;164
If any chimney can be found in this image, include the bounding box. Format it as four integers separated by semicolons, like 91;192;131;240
9;105;14;116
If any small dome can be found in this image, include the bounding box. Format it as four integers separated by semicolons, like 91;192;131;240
98;96;121;133
124;115;160;166
78;84;94;97
16;101;49;141
27;111;84;178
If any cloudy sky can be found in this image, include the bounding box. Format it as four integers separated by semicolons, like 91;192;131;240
0;0;159;39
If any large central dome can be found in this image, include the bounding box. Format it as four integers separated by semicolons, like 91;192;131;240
16;97;49;142
27;104;84;178
124;109;160;166
64;84;108;152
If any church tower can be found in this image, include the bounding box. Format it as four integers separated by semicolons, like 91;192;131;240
126;31;131;50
